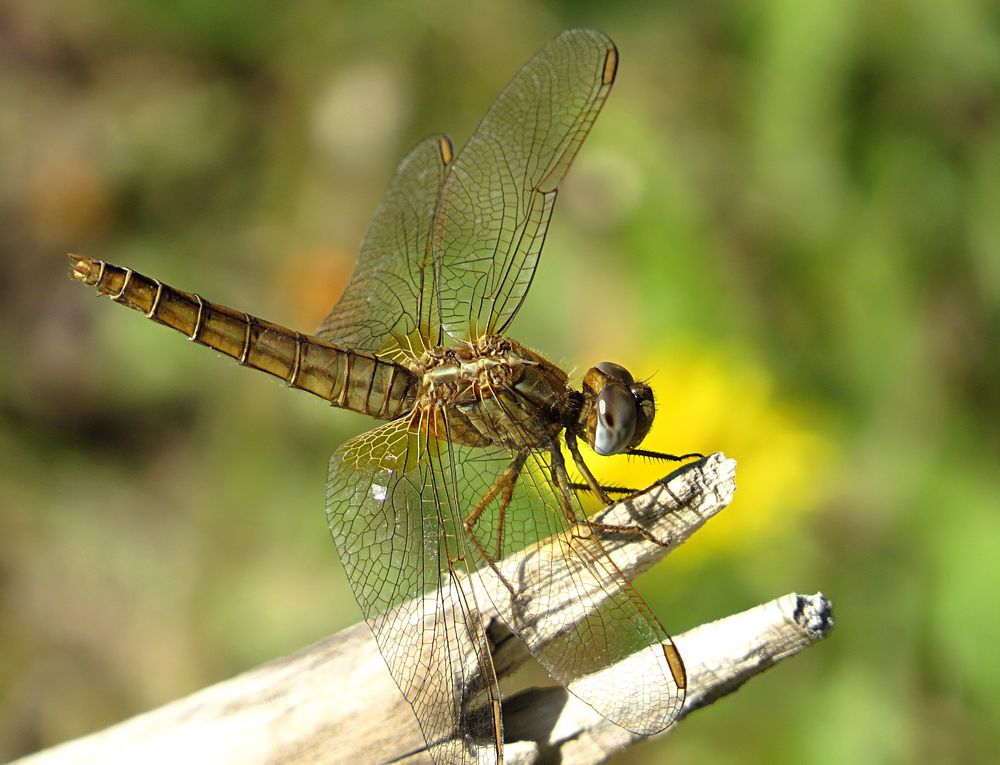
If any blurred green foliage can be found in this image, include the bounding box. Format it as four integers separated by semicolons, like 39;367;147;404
2;1;999;763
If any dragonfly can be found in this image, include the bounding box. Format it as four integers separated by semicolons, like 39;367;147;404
69;29;697;764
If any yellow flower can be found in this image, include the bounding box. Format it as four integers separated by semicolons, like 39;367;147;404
577;339;837;565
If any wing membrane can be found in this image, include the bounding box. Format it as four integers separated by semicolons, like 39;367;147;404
317;135;453;360
431;28;618;341
322;28;678;758
327;410;682;761
326;419;501;765
447;436;685;734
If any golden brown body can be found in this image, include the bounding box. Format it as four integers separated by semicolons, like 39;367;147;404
70;256;416;420
70;257;577;452
409;337;572;450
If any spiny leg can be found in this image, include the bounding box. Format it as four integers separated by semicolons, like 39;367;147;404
569;482;642;496
462;450;529;590
564;430;613;505
564;431;673;548
586;519;673;548
626;447;705;461
547;443;581;528
567;444;704;495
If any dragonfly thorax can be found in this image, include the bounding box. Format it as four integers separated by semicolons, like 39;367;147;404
413;338;515;399
410;336;572;450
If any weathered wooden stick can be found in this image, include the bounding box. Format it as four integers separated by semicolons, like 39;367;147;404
495;592;834;765
10;455;834;765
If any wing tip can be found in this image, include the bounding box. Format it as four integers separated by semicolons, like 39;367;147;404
438;135;454;166
558;28;618;85
662;642;687;691
603;45;619;85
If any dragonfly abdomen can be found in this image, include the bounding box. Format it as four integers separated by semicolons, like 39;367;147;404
69;256;417;420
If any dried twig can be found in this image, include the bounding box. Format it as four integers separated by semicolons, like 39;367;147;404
11;455;834;765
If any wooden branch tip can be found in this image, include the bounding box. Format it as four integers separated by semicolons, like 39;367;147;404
499;592;834;764
592;451;737;577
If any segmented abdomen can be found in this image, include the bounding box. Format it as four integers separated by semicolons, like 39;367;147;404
69;256;417;420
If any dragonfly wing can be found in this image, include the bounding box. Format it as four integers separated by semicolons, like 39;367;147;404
511;449;685;733
317;135;453;361
431;29;618;341
326;418;502;765
445;399;685;734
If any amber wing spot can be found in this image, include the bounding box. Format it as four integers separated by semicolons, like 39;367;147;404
663;643;687;691
438;135;454;166
602;47;618;85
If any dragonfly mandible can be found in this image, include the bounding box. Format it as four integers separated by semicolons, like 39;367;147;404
69;29;697;765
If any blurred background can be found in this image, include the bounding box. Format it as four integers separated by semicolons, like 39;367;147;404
1;1;998;763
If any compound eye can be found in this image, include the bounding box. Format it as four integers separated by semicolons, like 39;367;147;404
595;361;634;384
593;383;637;456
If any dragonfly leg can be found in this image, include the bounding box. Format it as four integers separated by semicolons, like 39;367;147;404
463;450;528;563
626;447;705;462
586;519;673;548
564;431;613;505
549;442;587;529
563;434;673;548
569;482;641;496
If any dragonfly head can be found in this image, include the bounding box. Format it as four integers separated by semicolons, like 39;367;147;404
581;362;655;456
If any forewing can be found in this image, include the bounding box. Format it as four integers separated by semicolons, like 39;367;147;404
431;28;618;341
447;397;685;734
326;419;502;765
317;135;453;361
509;448;685;733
